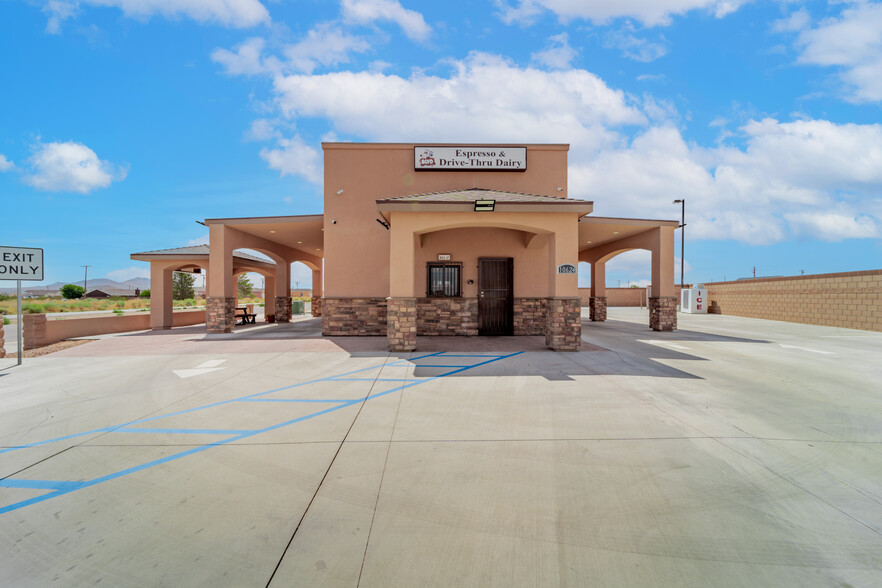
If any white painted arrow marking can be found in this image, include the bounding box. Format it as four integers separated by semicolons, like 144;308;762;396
174;359;227;379
779;344;834;355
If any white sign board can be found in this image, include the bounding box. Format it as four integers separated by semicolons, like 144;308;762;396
557;264;577;275
415;147;526;171
0;246;44;281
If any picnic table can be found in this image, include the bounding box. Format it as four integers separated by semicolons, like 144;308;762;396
235;306;257;325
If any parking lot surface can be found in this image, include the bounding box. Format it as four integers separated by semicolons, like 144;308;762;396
1;309;881;587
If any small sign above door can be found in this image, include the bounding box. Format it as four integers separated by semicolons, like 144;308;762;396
438;254;451;261
557;264;577;274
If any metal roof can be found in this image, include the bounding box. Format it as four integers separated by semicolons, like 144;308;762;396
130;245;275;265
378;188;591;204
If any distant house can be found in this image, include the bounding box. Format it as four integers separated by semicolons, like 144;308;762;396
85;288;142;298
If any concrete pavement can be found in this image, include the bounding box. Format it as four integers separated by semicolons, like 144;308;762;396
1;308;881;586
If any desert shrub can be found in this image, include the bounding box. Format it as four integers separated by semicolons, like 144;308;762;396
140;289;151;298
23;303;45;313
60;284;85;299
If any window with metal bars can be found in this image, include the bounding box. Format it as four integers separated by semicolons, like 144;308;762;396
426;262;462;297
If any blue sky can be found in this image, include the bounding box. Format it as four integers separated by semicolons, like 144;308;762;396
2;0;881;290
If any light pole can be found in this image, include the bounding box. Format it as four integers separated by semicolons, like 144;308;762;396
672;200;685;290
81;265;91;294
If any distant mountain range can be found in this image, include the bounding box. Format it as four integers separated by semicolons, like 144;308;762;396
0;277;150;295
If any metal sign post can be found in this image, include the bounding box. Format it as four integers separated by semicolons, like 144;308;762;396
1;246;45;366
16;279;22;366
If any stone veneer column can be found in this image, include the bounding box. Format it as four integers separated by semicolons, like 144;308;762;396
275;296;292;322
589;296;607;322
545;298;581;351
387;297;417;352
311;296;322;317
0;315;5;358
206;297;236;333
22;313;48;350
649;296;678;331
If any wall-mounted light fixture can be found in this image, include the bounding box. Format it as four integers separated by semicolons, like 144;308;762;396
556;187;564;192
474;199;495;212
336;189;344;195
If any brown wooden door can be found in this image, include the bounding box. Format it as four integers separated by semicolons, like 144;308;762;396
478;258;513;335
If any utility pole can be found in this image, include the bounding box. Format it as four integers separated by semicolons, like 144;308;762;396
753;266;756;279
673;199;685;289
81;265;91;294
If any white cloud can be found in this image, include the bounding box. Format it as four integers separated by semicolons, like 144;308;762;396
495;0;749;27
283;23;371;73
213;25;370;77
531;33;577;69
772;8;810;34
106;266;150;282
23;141;127;193
785;211;879;241
186;235;210;246
0;154;14;172
260;135;322;183
245;118;281;141
574;118;882;244
341;0;431;42
794;2;882;102
42;0;270;32
212;37;277;76
43;0;78;34
271;52;645;151
604;25;668;62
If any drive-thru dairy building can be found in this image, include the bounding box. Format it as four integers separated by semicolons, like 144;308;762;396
133;143;679;351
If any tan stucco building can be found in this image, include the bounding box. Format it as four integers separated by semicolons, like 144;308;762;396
133;143;679;351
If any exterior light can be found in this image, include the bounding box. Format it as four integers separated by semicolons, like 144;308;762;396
270;230;276;234
297;241;303;244
336;189;344;195
613;231;619;234
474;199;495;212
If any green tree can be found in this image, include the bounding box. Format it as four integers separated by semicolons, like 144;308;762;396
238;274;254;298
60;284;85;299
139;289;151;298
172;272;196;300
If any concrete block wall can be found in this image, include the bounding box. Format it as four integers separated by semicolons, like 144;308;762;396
22;310;206;348
705;270;882;332
579;287;683;307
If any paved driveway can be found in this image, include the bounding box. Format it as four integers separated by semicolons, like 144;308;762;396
1;309;880;586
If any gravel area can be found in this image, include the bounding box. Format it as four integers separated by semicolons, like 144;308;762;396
6;339;94;358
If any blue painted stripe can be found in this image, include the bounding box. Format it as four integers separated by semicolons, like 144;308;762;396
0;351;522;515
410;365;477;368
0;479;84;491
330;378;412;382
236;398;358;404
117;428;254;435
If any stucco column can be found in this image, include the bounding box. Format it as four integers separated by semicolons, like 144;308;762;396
311;268;322;317
263;274;275;320
386;217;417;351
589;261;607;322
207;224;236;333
274;261;292;322
649;226;677;331
545;219;581;349
149;263;174;330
